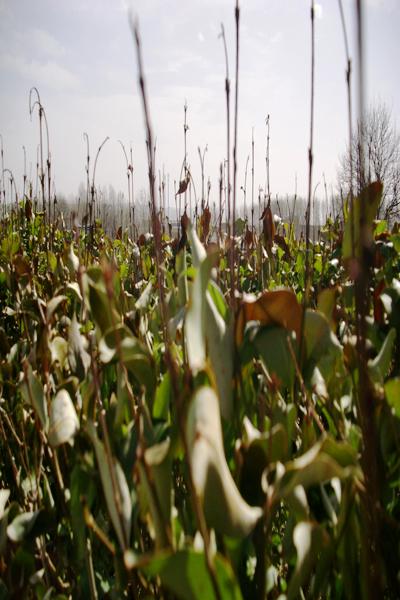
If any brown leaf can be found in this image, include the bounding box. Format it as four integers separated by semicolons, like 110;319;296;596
373;279;386;325
13;255;31;277
260;206;275;251
235;289;302;346
176;172;191;196
25;199;32;221
180;210;189;233
244;227;255;249
200;206;211;243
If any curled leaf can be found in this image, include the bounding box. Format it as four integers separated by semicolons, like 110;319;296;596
187;387;262;537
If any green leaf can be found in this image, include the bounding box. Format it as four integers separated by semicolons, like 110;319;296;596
205;290;233;419
153;372;171;421
368;328;396;384
86;267;120;335
70;465;97;562
49;336;68;367
317;287;337;330
67;243;80;274
66;281;82;301
176;247;189;307
98;324;155;400
0;490;10;519
188;224;207;268
48;389;79;447
143;549;242;600
254;326;295;390
187;387;262;537
303;309;345;396
87;421;132;550
385;378;400;417
342;181;383;261
267;436;357;503
304;309;342;364
20;362;49;432
288;521;329;600
135;281;153;311
185;230;213;373
242;419;289;464
207;280;228;322
138;438;172;550
68;314;91;378
234;217;246;236
7;511;40;543
46;295;66;322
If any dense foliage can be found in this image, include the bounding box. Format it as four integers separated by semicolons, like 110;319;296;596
1;187;400;599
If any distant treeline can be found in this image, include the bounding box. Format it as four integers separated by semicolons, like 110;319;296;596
1;180;342;239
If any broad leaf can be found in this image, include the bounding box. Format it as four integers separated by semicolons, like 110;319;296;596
187;387;262;537
143;549;242;600
236;288;302;346
385;378;400;417
7;511;40;543
48;389;79;447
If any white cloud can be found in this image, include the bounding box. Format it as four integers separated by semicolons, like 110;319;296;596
29;28;66;59
165;53;206;75
0;54;79;91
0;0;10;16
198;31;205;43
270;31;283;45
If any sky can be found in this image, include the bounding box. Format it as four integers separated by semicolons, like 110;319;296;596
0;0;399;212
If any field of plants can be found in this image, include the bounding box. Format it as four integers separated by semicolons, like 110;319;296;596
1;173;400;599
1;2;400;599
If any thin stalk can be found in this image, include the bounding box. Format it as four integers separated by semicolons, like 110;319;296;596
242;154;249;220
85;537;99;600
130;145;135;239
266;114;270;203
90;137;109;240
29;88;45;215
132;19;168;340
232;0;240;300
83;132;90;230
251;127;255;232
220;24;232;299
219;162;223;243
0;134;5;214
132;19;222;600
299;1;316;370
42;109;51;226
198;145;208;212
22;145;27;199
353;2;383;597
118;140;132;234
338;0;354;231
184;102;189;214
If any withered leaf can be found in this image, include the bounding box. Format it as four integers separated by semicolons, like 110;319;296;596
236;288;302;346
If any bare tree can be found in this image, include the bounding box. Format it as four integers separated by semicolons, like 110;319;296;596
338;103;400;220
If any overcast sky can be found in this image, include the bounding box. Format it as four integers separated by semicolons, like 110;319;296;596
0;0;399;210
